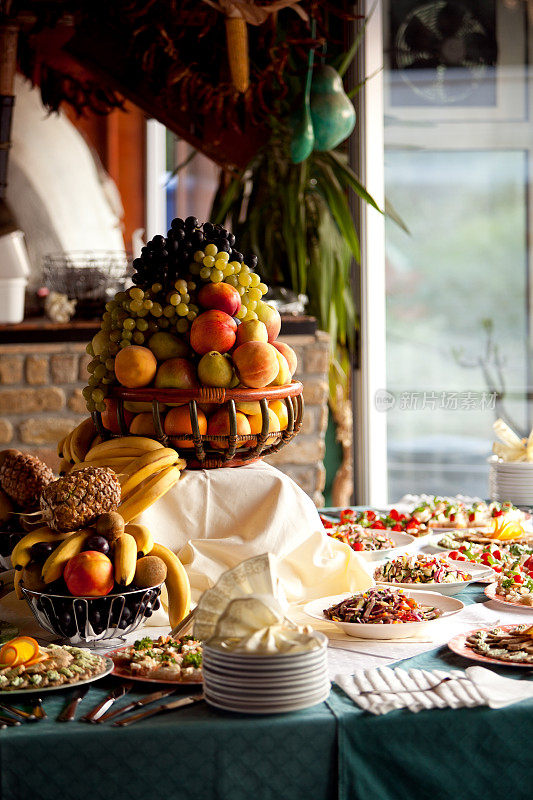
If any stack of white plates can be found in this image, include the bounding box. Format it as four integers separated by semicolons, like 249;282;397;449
489;461;533;506
202;633;330;714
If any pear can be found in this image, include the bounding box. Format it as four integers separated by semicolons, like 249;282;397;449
310;65;356;152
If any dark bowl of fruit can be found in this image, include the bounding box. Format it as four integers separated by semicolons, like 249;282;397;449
21;582;163;647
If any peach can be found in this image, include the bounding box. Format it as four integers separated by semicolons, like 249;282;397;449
64;551;114;597
129;412;158;436
235;320;268;347
155;358;199;390
114;346;158;388
198;282;241;317
269;400;289;431
164;406;207;448
101;399;135;434
190;310;237;355
232;341;280;388
255;301;281;342
273;342;297;376
269;350;291;386
207;407;251;449
235;400;262;416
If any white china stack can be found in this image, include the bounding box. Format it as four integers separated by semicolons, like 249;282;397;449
489;461;533;506
202;632;330;714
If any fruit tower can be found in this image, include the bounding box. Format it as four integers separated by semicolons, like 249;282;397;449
83;218;303;467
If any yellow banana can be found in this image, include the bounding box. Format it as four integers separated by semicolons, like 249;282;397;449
70;457;132;473
57;435;66;458
117;465;182;524
62;431;74;464
120;449;185;499
70;418;97;463
41;530;91;584
11;527;69;570
124;523;154;557
113;533;138;586
150;542;191;628
58;458;71;475
85;436;163;461
14;569;23;600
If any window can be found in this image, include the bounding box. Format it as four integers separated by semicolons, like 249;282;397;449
358;0;532;503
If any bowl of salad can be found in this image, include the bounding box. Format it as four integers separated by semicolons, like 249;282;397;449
373;554;484;595
323;521;416;562
303;587;464;639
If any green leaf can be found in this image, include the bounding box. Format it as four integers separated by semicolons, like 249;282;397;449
384;198;410;234
337;1;377;78
323;151;383;214
211;177;244;225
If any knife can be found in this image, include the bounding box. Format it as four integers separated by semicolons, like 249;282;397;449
80;682;133;723
96;687;177;723
31;697;47;720
0;701;36;721
169;608;196;639
0;714;21;727
57;686;89;722
113;693;204;727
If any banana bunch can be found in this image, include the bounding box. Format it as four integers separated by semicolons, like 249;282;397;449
57;418;101;473
69;436;186;522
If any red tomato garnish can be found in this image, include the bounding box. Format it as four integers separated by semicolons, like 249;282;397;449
513;574;524;584
456;555;467;561
493;509;504;517
366;510;376;521
389;509;400;521
524;556;533;570
492;549;502;561
492;565;502;573
448;551;460;559
352;542;364;551
371;520;385;530
459;546;467;553
392;524;402;531
449;514;455;522
468;512;475;522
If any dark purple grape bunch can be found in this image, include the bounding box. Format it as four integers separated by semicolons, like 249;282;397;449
131;218;245;292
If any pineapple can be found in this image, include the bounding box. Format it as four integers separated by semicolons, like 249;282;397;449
40;467;121;532
0;451;55;509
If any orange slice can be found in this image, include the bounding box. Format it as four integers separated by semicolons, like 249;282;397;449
0;636;39;667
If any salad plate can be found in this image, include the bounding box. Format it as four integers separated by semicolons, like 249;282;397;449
1;658;114;695
483;582;533;612
304;589;464;640
373;554;491;596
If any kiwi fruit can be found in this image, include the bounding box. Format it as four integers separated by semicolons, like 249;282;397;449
0;489;14;526
96;511;125;543
134;556;167;588
21;562;47;593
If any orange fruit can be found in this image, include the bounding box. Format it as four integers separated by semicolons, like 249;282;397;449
164;405;207;448
268;400;289;431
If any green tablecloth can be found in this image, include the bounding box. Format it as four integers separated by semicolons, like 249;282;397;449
1;586;532;800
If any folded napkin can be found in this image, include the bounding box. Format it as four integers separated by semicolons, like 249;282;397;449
335;666;533;715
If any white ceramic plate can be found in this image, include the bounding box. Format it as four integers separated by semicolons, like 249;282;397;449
203;675;330;699
201;668;328;689
202;647;326;667
204;686;330;714
202;657;326;676
304;590;464;640
0;657;114;695
373;559;492;595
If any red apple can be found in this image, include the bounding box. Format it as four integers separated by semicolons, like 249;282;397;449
198;282;241;317
64;551;114;597
190;310;237;355
154;358;199;390
255;301;281;342
101;398;135;434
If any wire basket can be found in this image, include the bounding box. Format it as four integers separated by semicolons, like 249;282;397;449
22;584;162;647
42;251;130;318
92;382;304;469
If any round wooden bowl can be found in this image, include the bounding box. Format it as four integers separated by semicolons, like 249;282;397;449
91;382;304;469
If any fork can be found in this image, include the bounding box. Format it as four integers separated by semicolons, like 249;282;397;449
356;676;471;695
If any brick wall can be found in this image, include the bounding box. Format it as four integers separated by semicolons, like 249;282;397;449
0;330;329;505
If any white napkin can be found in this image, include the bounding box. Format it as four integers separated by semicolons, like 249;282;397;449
465;666;533;708
335;667;489;715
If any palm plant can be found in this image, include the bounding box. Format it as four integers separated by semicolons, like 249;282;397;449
210;132;381;402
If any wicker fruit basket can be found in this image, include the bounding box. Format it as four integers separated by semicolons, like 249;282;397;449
92;382;304;469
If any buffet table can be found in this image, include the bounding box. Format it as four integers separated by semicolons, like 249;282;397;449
0;583;531;800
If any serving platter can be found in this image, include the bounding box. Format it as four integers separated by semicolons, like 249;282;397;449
107;644;203;685
448;626;533;669
0;657;114;695
304;590;464;640
483;582;533;612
